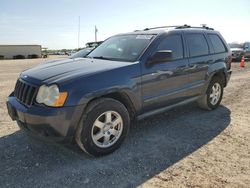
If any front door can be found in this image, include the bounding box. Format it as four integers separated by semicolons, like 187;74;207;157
141;34;190;112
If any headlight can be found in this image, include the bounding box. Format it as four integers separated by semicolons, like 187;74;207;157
36;84;68;107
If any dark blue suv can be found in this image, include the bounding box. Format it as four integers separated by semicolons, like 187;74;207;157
6;25;232;156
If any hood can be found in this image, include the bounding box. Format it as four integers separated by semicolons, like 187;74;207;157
39;58;68;65
230;48;243;52
21;58;132;85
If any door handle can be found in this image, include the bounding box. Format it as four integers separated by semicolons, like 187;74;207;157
207;60;213;64
188;64;197;69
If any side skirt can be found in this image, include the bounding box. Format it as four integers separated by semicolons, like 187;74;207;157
136;96;200;121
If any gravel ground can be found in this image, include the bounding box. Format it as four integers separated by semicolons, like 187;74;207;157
0;57;249;188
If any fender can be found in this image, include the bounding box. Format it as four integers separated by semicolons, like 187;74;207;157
61;63;142;112
78;87;141;113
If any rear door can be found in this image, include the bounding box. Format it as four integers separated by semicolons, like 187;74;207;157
207;33;231;71
141;34;190;112
184;32;212;97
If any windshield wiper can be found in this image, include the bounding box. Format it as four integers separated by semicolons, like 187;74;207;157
86;56;132;62
87;56;112;60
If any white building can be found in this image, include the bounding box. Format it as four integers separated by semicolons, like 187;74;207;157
0;45;42;59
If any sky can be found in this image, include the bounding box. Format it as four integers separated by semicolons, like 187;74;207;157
0;0;250;49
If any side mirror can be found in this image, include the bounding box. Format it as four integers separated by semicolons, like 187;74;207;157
147;50;172;65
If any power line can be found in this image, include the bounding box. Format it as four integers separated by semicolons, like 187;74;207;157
95;25;98;42
78;16;80;49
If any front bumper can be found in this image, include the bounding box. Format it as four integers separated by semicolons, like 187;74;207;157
232;52;243;60
6;92;84;142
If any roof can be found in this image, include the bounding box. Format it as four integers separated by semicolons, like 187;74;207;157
117;25;217;36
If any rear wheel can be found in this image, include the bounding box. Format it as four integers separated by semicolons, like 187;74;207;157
75;98;130;156
198;77;224;110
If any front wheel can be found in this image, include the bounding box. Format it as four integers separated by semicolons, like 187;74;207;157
75;98;130;156
198;77;224;110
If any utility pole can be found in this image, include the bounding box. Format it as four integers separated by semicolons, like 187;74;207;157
78;16;80;49
95;25;97;42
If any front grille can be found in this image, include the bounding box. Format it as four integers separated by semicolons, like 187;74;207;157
14;79;38;106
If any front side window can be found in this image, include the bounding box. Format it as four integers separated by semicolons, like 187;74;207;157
186;33;209;57
87;34;155;62
208;34;226;53
156;35;184;60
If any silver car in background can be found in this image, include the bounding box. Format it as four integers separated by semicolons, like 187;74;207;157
229;43;244;61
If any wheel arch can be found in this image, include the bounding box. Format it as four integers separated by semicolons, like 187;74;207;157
84;91;137;120
207;61;228;88
211;70;227;87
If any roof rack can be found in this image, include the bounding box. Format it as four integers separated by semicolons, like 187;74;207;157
140;24;214;31
176;24;214;30
143;25;181;31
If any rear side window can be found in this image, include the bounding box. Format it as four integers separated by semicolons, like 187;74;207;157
156;35;183;60
208;34;226;53
186;34;209;57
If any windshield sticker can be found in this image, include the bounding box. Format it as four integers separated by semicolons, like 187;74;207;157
136;35;154;40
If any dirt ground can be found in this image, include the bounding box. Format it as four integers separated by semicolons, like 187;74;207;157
0;57;249;188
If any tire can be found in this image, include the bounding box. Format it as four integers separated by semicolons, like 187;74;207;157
198;76;224;110
75;98;130;156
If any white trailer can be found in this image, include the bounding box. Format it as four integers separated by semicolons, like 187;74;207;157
0;45;42;59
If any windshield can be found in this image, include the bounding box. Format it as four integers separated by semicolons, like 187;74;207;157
70;48;93;58
229;43;243;49
87;34;155;62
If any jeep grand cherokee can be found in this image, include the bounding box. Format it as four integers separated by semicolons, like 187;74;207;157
7;25;232;156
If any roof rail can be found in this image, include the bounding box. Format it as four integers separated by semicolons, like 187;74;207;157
143;25;181;31
140;24;214;31
176;25;214;30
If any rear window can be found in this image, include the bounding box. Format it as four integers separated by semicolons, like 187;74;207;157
186;34;209;57
208;34;227;53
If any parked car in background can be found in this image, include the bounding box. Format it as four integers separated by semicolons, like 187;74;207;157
229;42;250;61
66;51;76;56
42;52;48;58
70;48;94;59
57;52;66;55
243;42;250;59
86;41;103;48
229;43;244;61
70;42;103;58
42;48;48;58
6;25;232;156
